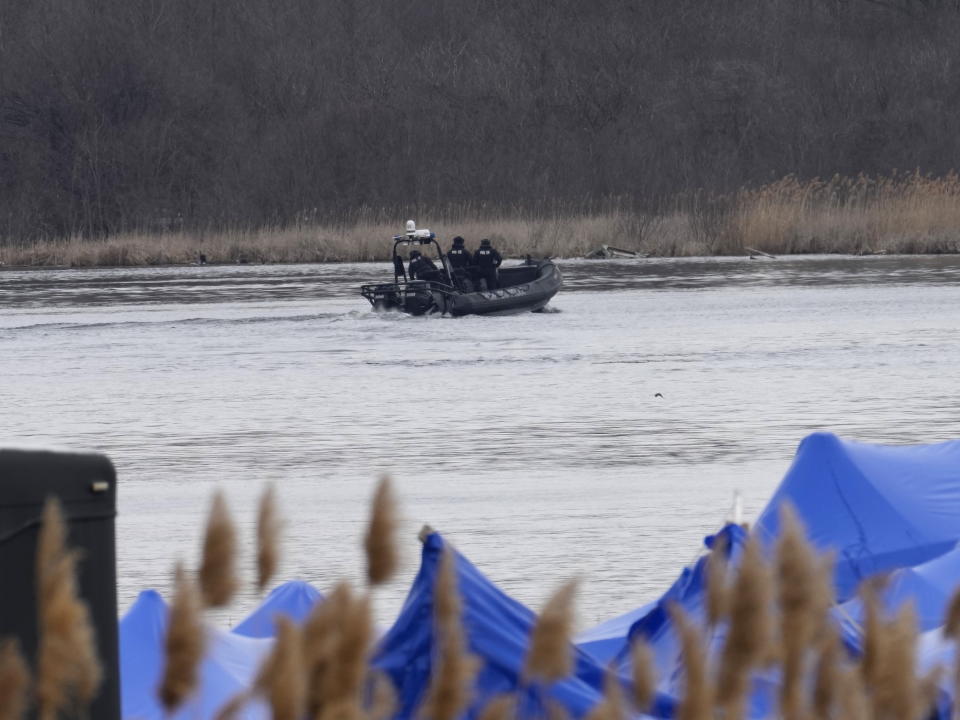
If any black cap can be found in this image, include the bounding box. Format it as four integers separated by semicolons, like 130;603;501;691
480;238;491;246
410;249;421;258
453;236;465;246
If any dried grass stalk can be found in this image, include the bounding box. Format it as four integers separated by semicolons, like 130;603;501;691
716;536;772;720
199;491;238;608
256;483;281;593
872;603;920;720
706;533;729;627
303;582;348;718
36;497;102;719
525;579;578;683
421;548;478;720
364;476;398;586
668;603;712;720
585;666;626;720
945;587;960;638
629;637;656;712
859;581;883;689
255;616;306;720
775;504;821;720
159;563;205;712
837;667;870;720
477;694;515;720
214;691;251;720
0;638;30;720
369;671;399;720
812;626;840;719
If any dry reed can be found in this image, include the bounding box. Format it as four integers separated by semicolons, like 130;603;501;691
811;626;840;719
369;671;399;720
524;580;578;683
6;172;960;267
774;504;825;720
364;476;398;586
421;548;478;720
254;616;306;720
584;666;626;720
705;533;729;627
668;604;712;720
159;563;206;711
715;536;772;720
256;483;281;593
35;497;102;719
303;582;348;718
477;694;516;720
629;637;656;712
871;603;922;720
0;639;30;720
199;490;238;608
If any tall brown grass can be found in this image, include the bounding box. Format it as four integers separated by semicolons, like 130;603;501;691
256;483;281;593
422;548;478;720
159;563;206;711
4;172;960;266
35;498;102;720
40;482;960;720
199;491;238;608
0;639;29;720
364;476;398;586
525;580;578;683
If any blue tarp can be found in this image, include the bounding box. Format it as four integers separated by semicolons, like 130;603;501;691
371;531;671;720
575;601;655;665
232;580;323;637
753;432;960;602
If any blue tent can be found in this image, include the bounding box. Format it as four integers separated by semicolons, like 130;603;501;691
835;542;960;652
371;531;671;720
754;432;960;602
575;601;655;665
233;580;324;638
120;590;272;720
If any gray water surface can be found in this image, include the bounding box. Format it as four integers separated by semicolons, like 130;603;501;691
3;254;960;627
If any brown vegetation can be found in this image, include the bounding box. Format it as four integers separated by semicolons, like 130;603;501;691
364;476;398;587
35;498;102;719
18;483;960;720
256;483;281;593
199;491;238;609
3;174;960;266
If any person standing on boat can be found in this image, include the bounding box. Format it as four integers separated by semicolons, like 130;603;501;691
447;236;472;269
473;238;502;290
408;249;440;281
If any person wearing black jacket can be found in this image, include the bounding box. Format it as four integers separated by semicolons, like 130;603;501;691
473;238;502;290
408;249;440;280
447;236;472;269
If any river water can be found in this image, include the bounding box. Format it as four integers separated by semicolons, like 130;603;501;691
2;254;960;628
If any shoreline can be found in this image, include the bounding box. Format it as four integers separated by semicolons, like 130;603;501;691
4;174;960;268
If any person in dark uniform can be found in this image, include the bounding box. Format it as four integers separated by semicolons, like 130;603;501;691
408;249;440;280
473;238;502;290
447;236;472;270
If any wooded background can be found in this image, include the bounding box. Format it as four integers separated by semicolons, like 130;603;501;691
2;0;959;240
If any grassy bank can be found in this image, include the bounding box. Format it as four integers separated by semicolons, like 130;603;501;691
3;174;960;267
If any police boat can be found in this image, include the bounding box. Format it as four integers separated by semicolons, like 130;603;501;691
360;223;562;317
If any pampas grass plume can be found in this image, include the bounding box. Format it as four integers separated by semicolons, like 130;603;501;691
706;533;729;627
873;603;920;720
668;603;712;720
0;639;29;720
421;548;478;720
199;491;238;608
525;579;578;683
945;587;960;638
716;535;772;719
303;581;348;718
36;497;102;719
255;616;306;720
159;563;205;711
369;671;399;720
365;476;398;586
256;484;281;593
629;637;656;712
812;627;840;719
775;504;820;720
477;694;515;720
